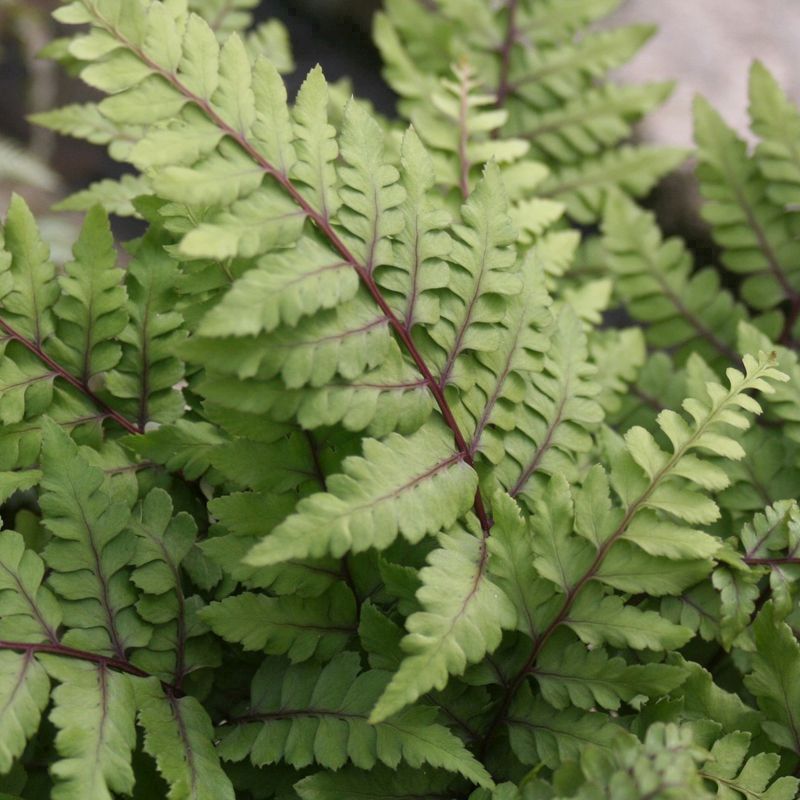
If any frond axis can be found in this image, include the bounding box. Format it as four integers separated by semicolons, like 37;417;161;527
0;640;178;692
466;321;529;459
731;169;800;310
509;392;568;498
0;316;139;435
167;691;199;795
647;261;740;363
91;9;494;536
494;0;520;119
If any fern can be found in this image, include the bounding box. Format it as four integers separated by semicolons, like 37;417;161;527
376;0;687;221
0;1;798;798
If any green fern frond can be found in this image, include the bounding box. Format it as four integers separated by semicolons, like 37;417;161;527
492;305;603;507
245;421;478;565
540;145;688;223
749;60;800;210
216;652;492;787
602;194;744;365
39;420;150;656
136;677;235;800
745;603;800;755
695;95;800;312
4;2;800;796
370;519;515;722
200;585;356;663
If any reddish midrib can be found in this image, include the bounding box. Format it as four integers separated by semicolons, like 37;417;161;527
0;317;139;435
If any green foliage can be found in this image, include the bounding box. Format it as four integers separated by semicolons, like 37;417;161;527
0;1;798;799
376;0;687;218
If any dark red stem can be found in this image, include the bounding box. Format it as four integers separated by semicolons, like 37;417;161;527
493;0;519;135
0;318;139;435
0;639;180;694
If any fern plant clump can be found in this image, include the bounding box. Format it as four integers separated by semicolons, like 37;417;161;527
0;0;799;798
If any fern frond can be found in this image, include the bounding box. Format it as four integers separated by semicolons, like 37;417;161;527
197;237;357;337
55;175;151;218
245;421;478;565
459;256;552;464
39;420;150;657
105;234;185;430
217;652;492;787
475;352;785;753
602;194;743;365
129;488;217;683
378;0;677;216
409;60;529;197
1;195;58;347
540;145;688;223
377;128;451;329
200;585;356;663
493;306;603;507
749;60;800;210
0;532;57;771
516;0;623;44
695;95;800;312
745;603;800;755
427;163;520;386
370;519;515;722
0;651;50;774
198;346;434;437
0;196;144;445
43;657;137;800
15;3;800;795
507;685;625;769
49;206;128;384
534;629;685;712
700;729;799;799
738;321;800;441
202;491;343;598
516;82;674;165
135;677;235;800
30;103;142;163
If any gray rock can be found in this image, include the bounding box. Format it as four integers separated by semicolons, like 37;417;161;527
607;0;800;146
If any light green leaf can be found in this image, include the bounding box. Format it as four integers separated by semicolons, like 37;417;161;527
200;585;356;662
136;677;235;800
371;522;515;722
1;195;57;346
50;206;128;382
246;421;478;565
0;651;50;773
567;585;692;651
745;603;800;754
535;630;686;711
197;237;357;337
44;658;136;800
39;419;148;656
292;67;340;218
218;653;492;788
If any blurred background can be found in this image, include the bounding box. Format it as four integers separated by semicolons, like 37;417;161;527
1;0;799;242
